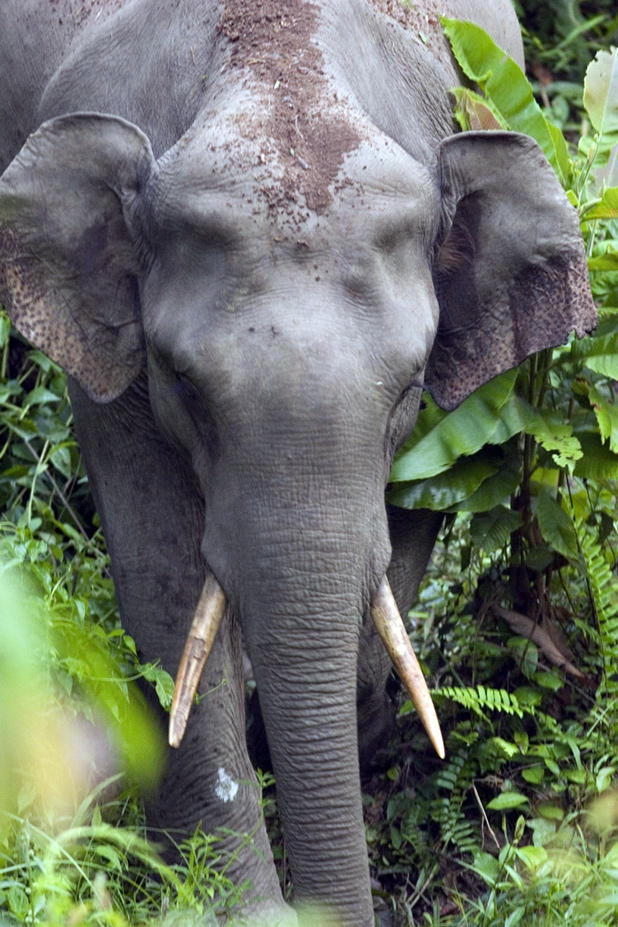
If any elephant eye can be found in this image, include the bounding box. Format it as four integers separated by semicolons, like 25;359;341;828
173;371;200;405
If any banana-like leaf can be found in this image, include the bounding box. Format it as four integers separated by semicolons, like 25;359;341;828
389;449;501;511
574;433;618;480
487;394;534;446
391;370;517;482
390;447;522;514
441;18;571;184
583;47;618;151
457;453;522;514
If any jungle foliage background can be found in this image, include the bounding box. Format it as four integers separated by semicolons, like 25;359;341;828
1;1;618;925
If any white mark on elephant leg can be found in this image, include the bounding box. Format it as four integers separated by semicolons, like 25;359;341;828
215;767;239;803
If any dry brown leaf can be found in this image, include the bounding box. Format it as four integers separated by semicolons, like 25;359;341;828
494;605;585;680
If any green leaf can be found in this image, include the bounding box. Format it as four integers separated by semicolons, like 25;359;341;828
49;444;72;480
470;505;523;553
513;686;543;711
139;662;175;711
574;433;618;480
572;331;618;379
525;546;555;572
515;845;548;872
583;47;618;150
508;636;539;678
583;186;618;220
487;791;529;810
457;453;522;513
7;885;29;918
565;768;587;784
24;387;61;405
522;766;545;785
543;758;561;776
441;18;571;183
472;850;500;885
388;448;501;511
391;369;517;481
597;767;616;792
489;394;536;446
536;672;564;692
535;490;578;561
524;407;582;471
94;844;123;871
0;313;11;347
537;802;564;821
527;817;559;847
588;242;618;272
588;385;618;454
514;729;529;753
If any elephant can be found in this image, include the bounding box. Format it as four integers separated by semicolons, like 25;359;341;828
0;1;596;924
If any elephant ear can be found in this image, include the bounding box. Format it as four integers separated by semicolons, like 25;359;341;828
0;113;155;402
426;131;596;411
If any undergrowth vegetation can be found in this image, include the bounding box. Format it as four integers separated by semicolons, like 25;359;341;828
0;341;248;923
375;8;618;926
0;3;617;926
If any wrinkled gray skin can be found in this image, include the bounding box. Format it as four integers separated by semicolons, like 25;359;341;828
0;2;595;924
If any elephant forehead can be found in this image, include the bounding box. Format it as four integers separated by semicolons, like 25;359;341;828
213;0;365;218
156;127;439;254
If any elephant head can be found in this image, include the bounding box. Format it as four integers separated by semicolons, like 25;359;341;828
0;91;595;923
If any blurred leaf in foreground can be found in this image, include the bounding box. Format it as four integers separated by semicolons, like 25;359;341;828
0;563;165;834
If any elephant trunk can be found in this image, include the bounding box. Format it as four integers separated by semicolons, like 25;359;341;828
236;534;374;925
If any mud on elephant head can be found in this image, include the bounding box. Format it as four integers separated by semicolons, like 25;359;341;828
0;0;596;924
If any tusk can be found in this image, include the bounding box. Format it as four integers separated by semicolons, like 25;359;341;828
371;577;445;760
169;571;227;749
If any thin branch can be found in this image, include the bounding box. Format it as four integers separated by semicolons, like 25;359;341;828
471;783;502;852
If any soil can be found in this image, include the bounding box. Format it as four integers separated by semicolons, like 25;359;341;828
218;0;362;215
369;0;456;61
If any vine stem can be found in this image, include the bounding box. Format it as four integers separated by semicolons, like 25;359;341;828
24;438;89;540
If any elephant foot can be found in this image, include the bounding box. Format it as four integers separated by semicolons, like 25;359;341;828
232;902;297;926
157;905;297;927
373;900;395;927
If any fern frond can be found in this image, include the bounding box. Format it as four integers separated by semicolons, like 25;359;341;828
448;818;478;855
433;750;469;793
575;514;618;690
431;748;480;851
436;685;528;719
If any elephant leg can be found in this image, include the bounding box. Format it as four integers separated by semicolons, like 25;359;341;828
67;375;284;915
157;609;286;914
356;505;444;769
